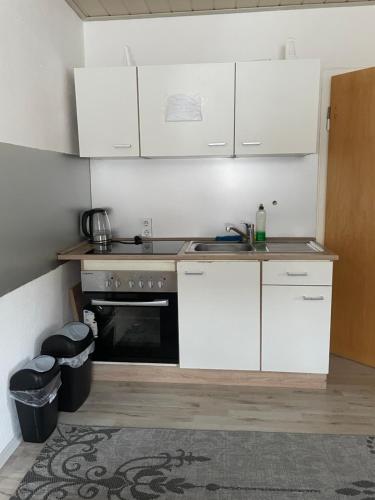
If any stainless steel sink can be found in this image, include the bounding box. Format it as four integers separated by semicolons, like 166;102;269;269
187;242;254;253
185;240;324;254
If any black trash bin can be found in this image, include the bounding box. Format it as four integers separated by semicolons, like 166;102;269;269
41;322;94;412
9;356;61;443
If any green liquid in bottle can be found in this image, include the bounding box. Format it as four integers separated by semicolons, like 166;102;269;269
256;231;266;242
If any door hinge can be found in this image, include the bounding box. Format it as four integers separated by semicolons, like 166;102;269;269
326;106;331;131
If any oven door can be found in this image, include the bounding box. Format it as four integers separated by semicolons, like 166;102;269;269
86;292;179;364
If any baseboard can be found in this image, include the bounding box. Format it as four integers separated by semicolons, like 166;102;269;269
93;364;327;389
0;434;22;470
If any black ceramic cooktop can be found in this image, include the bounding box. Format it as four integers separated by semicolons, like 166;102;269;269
88;240;186;255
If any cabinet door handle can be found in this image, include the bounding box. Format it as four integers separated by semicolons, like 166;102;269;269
242;141;262;146
302;296;324;301
286;272;308;277
113;144;132;148
184;271;204;276
208;142;227;147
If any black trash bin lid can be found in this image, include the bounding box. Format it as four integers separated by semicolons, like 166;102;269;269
41;322;94;358
26;356;55;372
9;355;60;391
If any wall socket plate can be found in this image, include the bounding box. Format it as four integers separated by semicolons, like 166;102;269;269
142;217;153;238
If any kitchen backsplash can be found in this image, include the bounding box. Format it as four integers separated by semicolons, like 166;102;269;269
90;155;318;238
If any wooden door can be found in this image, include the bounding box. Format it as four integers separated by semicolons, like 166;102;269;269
235;60;320;155
177;261;260;370
325;67;375;367
74;67;139;157
138;63;235;157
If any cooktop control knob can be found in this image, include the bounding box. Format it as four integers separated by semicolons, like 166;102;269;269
157;280;164;289
128;280;135;288
138;280;144;289
105;279;112;288
115;279;121;289
148;280;154;289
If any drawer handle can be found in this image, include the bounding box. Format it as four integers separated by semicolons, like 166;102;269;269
286;272;308;277
113;144;132;148
242;141;262;146
184;271;204;276
208;142;227;147
302;296;324;301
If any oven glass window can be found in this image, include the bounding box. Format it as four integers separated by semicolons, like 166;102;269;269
114;307;161;349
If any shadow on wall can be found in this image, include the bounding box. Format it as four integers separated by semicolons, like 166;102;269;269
0;142;90;297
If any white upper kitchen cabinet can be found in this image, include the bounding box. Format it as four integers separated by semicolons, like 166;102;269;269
177;261;260;370
235;60;320;156
74;67;139;157
138;63;235;157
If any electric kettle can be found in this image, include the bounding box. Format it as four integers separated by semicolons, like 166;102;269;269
81;209;112;244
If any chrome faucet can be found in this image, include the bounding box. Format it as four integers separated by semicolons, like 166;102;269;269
225;222;255;245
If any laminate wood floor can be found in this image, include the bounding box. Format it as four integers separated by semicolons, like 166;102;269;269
1;355;375;499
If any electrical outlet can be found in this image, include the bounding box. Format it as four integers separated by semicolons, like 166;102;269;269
142;217;153;238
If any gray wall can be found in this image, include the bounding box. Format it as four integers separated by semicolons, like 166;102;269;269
0;142;90;296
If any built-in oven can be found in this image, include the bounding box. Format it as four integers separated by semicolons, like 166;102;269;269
81;270;179;364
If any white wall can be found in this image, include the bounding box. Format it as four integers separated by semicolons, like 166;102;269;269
0;262;80;468
91;156;318;237
0;2;86;466
0;0;84;154
85;6;375;238
84;6;375;69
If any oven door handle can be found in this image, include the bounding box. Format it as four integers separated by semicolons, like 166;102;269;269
91;299;169;307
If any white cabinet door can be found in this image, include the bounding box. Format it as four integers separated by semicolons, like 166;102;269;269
262;286;332;374
177;261;260;370
235;60;320;155
138;63;235;157
74;67;139;157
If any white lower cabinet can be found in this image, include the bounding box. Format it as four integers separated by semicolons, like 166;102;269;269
177;261;260;370
262;285;332;374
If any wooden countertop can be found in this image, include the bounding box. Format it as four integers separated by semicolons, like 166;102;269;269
58;237;338;261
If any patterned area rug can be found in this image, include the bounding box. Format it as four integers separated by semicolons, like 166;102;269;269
11;424;375;499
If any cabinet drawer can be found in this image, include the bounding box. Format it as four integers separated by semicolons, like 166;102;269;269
262;261;333;286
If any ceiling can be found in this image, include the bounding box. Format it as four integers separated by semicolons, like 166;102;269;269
66;0;374;20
